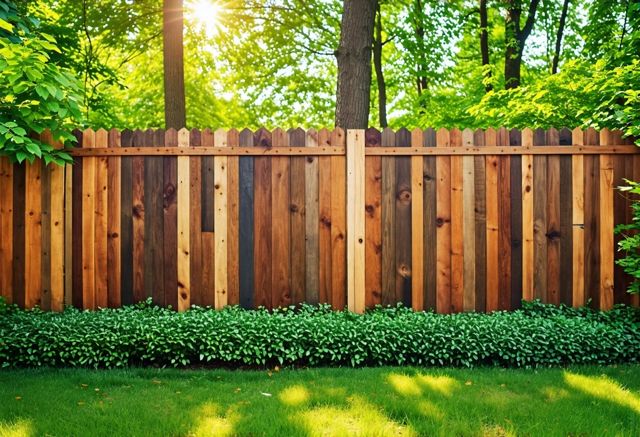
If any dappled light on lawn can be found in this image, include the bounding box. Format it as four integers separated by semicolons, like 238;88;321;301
190;402;236;437
0;419;33;437
388;373;460;397
563;372;640;414
278;385;311;407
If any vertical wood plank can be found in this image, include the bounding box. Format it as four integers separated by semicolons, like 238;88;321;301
365;128;383;308
64;157;72;308
533;128;547;302
12;163;25;307
521;129;534;301
546;128;561;305
571;128;585;307
584;127;600;307
214;129;229;309
0;157;14;302
473;129;487;312
144;129;164;305
485;128;499;312
189;129;203;306
271;128;291;308
227;129;240;306
423;129;437;310
462;128;475;312
131;130;145;304
509;129;523;310
201;129;214;306
395;128;412;307
25;159;42;308
497;128;512;310
559;128;574;306
164;129;179;309
94;129;109;308
177;128;191;311
381;128;396;306
253;128;272;308
331;128;347;309
119;130;134;306
450;129;464;312
290;128;306;305
107;129;122;308
347;129;365;313
304;129;320;304
317;128;331;305
81;128;96;309
436;128;452;313
411;129;424;311
238;129;254;308
39;134;51;310
599;129;614;310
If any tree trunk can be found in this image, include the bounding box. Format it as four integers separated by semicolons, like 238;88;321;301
373;2;387;128
480;0;492;92
504;0;540;89
163;0;186;129
551;0;570;74
414;0;428;99
335;0;377;129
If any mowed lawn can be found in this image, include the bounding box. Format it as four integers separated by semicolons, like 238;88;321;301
1;366;640;436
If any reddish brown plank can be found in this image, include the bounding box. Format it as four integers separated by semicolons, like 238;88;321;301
365;128;382;308
330;128;347;309
271;128;291;308
436;128;452;313
381;128;396;306
189;129;203;306
289;128;306;305
317;128;332;305
107;129;122;307
253;128;273;308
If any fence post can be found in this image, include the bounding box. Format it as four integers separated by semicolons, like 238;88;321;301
346;129;365;313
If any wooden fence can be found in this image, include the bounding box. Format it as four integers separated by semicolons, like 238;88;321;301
0;127;638;312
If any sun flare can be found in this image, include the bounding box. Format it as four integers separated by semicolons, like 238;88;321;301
187;0;223;37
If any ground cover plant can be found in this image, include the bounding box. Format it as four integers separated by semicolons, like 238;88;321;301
1;299;639;369
1;365;640;436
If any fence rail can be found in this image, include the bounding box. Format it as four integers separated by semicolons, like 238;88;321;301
0;127;638;313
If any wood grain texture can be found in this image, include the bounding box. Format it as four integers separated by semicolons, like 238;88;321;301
12;163;25;307
131;130;145;305
546;129;561;305
533;128;547;301
177;128;191;311
94;129;109;308
347;129;365;313
584;127;600;307
290;128;306;305
304;129;320;304
599;129;614;310
316;129;332;305
238;129;254;308
144;129;164;305
509;129;523;310
381;128;396;306
521;129;534;301
214;129;229;309
48;135;64;311
365;128;383;308
559;128;574;306
64;160;72;308
331;128;347;309
485;128;499;312
164;129;179;309
0;157;13;302
410;129;424;311
81;129;96;309
40;148;51;311
189;129;203;306
449;129;464;313
395;128;412;307
473;129;487;312
271;128;291;309
119;130;134;306
424;129;437;310
462;129;475;312
253;128;272;308
107;129;122;307
227;129;240;306
497;128;512;310
436;128;452;313
571;128;585;307
200;129;214;306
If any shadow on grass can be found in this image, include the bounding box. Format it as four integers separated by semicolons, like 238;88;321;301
1;367;640;436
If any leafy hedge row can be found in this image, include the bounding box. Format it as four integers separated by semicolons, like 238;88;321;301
1;299;639;369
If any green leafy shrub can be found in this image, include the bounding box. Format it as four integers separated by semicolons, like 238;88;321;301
616;180;640;294
1;299;639;369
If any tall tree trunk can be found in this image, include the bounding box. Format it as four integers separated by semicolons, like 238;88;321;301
480;0;492;92
551;0;570;74
373;2;387;128
504;0;540;89
414;0;428;100
335;0;377;129
163;0;186;129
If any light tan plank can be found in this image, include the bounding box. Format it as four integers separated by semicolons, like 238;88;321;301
411;129;424;311
347;129;366;313
571;128;585;306
462;128;476;311
177;129;191;311
214;129;228;309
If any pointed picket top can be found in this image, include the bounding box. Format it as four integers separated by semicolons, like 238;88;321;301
227;128;239;147
142;128;155;147
108;128;120;148
472;128;484;147
214;128;227;147
331;127;345;146
522;128;533;147
462;128;474;147
254;127;272;148
450;128;462;147
584;127;599;145
177;128;190;148
189;128;201;147
83;128;96;149
600;127;612;145
571;127;583;145
151;128;163;147
305;128;318;148
199;128;212;147
509;128;522;146
165;128;178;147
436;127;449;147
288;127;305;147
317;128;331;147
484;127;497;147
380;127;395;147
410;128;423;147
547;127;559;145
424;128;437;147
239;128;253;146
271;127;287;147
95;128;108;148
396;127;411;147
559;127;572;145
496;127;509;146
365;127;381;148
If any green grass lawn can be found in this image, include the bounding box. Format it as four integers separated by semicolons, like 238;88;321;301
1;366;640;437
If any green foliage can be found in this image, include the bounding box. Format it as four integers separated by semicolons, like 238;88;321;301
1;299;639;369
0;0;82;164
615;181;640;294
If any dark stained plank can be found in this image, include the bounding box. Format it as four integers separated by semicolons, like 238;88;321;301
317;128;331;305
253;128;273;308
131;130;145;304
12;163;26;307
94;129;109;309
144;129;165;305
381;127;396;305
497;128;512;310
559;128;574;306
0;156;13;303
473;129;487;312
164;129;179;309
509;129;523;309
119;130;134;306
546;128;561;305
239;129;254;308
365;128;382;308
289;128;306;305
583;127;600;307
423;128;437;310
189;129;203;306
484;128;499;312
330;128;347;309
395;128;412;306
107;129;122;308
533;128;547;302
449;129;464;313
201;128;215;306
